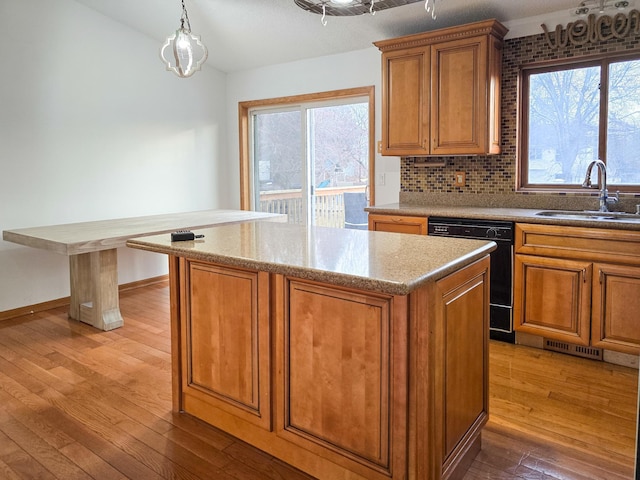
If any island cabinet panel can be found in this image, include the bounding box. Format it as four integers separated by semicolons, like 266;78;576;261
439;270;487;456
432;258;490;479
177;259;272;431
277;280;400;477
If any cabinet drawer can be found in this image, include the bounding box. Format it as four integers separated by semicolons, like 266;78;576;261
368;214;427;235
516;223;640;266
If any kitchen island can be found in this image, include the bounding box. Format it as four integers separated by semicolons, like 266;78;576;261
126;221;495;480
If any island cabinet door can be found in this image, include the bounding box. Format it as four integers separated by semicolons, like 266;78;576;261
176;259;271;432
274;276;408;480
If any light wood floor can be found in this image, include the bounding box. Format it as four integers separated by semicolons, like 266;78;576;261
465;342;637;480
0;282;636;479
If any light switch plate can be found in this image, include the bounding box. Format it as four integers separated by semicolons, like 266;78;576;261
454;171;465;187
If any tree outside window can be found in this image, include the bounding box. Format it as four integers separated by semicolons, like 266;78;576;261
521;54;640;190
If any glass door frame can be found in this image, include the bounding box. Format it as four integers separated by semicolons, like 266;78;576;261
238;86;376;219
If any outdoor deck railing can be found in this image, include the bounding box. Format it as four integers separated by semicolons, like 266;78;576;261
259;186;367;228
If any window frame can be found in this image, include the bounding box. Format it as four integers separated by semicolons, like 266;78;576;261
238;86;375;211
517;51;640;193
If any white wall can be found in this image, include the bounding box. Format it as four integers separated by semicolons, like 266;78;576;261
225;47;402;209
0;0;574;314
0;0;227;311
222;8;578;211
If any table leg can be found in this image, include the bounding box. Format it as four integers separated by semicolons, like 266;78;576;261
69;249;124;331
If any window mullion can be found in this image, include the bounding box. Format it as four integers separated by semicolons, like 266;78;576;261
301;106;311;226
598;60;609;167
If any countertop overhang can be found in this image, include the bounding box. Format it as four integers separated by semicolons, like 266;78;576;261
366;203;640;230
126;221;495;296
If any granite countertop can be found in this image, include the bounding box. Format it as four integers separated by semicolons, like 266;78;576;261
366;203;640;231
126;220;495;296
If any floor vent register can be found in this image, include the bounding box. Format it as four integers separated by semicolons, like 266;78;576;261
543;339;603;361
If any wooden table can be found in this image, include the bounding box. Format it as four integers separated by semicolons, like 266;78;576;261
3;210;285;331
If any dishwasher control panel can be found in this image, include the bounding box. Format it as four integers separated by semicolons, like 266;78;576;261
428;217;513;241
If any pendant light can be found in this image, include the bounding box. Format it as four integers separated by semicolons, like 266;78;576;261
160;0;208;78
573;0;630;15
294;0;438;25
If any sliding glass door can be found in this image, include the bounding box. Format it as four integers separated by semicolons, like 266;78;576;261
250;97;370;228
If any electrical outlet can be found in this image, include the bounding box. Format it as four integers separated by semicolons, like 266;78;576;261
454;171;466;187
377;173;386;186
377;141;382;153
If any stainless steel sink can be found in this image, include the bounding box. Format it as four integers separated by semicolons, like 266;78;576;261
535;210;640;221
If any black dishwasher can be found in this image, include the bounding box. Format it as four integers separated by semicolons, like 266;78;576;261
428;217;515;343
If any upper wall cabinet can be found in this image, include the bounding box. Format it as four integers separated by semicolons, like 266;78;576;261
374;19;508;157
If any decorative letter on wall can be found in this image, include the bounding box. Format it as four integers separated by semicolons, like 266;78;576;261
542;10;640;49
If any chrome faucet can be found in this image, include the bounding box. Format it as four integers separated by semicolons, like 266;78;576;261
581;159;619;212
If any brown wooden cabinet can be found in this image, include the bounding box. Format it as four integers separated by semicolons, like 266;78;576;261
514;223;640;355
375;19;507;157
174;261;272;429
378;46;430;155
368;213;427;234
275;279;404;478
592;263;640;354
169;254;491;480
514;254;592;346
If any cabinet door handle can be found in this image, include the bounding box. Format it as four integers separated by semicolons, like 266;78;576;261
582;268;587;282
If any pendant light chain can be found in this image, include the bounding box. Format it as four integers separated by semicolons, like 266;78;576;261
180;0;192;33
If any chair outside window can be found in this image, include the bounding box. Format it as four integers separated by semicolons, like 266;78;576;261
343;192;368;230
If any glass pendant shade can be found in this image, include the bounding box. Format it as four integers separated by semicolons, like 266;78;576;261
160;28;208;78
160;0;208;78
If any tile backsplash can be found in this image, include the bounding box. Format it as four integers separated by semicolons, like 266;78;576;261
399;22;640;210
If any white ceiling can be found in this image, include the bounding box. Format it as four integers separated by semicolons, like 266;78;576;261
73;0;583;73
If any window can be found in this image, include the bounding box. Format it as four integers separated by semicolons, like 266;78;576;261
239;87;374;228
519;54;640;191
